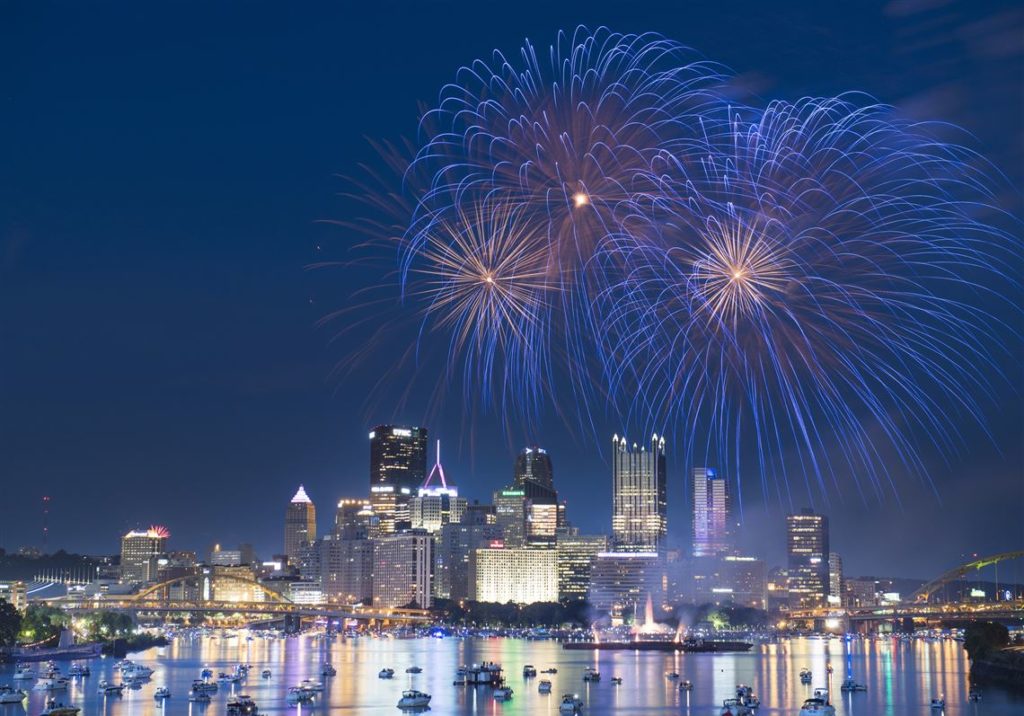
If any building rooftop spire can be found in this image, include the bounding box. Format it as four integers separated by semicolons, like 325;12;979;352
291;484;312;504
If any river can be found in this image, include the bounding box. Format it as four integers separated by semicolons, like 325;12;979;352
1;633;1021;714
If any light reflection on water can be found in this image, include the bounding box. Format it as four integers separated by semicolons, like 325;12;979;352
0;635;1020;715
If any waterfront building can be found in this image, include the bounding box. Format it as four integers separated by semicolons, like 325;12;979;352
588;551;663;618
828;552;844;606
317;533;374;605
288;580;325;605
844;577;877;608
284;485;316;562
203;565;261;603
611;434;667;553
786;508;830;607
120;526;169;583
0;581;27;611
472;547;558;604
692;467;732;557
369;425;428;533
555;531;608;601
494;487;529;548
372;530;432;609
434;520;504;601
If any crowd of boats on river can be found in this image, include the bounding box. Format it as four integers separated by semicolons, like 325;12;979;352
0;626;992;714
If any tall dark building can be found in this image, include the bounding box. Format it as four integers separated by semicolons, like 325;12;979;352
513;446;555;500
369;425;428;533
786;508;830;607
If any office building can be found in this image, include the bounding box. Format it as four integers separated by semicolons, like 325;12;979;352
611;434;667;553
588;552;663;617
494;488;529;548
120;526;169;583
828;552;844;606
786;509;830;607
369;425;428;532
409;440;467;533
372;531;432;609
0;581;27;611
555;532;608;601
692;467;731;557
335;499;379;540
513;446;556;501
434;520;504;601
472;547;558;604
284;485;317;562
691;555;766;608
317;533;374;605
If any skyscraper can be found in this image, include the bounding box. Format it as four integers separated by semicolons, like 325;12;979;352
334;498;379;540
611;434;667;553
284;485;316;562
786;508;830;607
369;425;428;533
409;441;467;533
555;531;608;601
372;530;433;609
513;446;555;500
120;526;169;583
828;552;844;606
494;488;529;548
692;467;732;557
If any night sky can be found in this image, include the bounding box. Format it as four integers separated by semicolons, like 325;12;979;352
2;1;1021;579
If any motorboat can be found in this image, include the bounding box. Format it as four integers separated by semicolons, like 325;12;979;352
679;680;693;691
68;664;89;678
930;697;945;709
299;679;324;692
122;663;154;680
720;698;753;716
839;678;866;692
189;689;212;703
226;695;258;714
541;668;558;674
13;665;34;680
582;667;600;682
217;672;241;684
522;664;537;677
0;686;26;704
321;663;337;677
261;669;271;679
405;666;422;674
464;662;504;686
666;672;680;680
538;680;552;693
493;685;514;700
97;681;125;695
813;688;829;701
611;676;623;685
286;687;315;704
798;697;836;716
154;686;171;699
968;688;981;702
559;693;585;713
396;689;431;709
34;677;69;691
379;668;395;679
40;698;80;716
799;668;813;684
191;679;218;693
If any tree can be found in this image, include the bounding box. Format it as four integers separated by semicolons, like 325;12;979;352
0;599;21;646
964;621;1009;661
18;604;68;644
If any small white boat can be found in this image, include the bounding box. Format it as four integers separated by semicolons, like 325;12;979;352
321;663;337;677
840;678;866;692
286;687;315;704
721;698;753;716
405;666;422;674
396;689;431;709
931;697;945;709
538;680;552;693
154;686;171;700
40;698;80;716
34;677;69;691
98;681;125;695
582;667;600;682
611;676;623;685
68;664;90;678
122;663;154;680
493;685;514;700
559;693;584;714
379;668;395;679
522;664;537;677
299;679;324;692
799;668;813;684
798;697;836;716
0;686;26;704
189;689;212;703
12;665;34;680
541;668;558;674
666;672;680;680
679;680;693;691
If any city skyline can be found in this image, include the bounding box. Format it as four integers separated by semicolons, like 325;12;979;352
2;1;1021;581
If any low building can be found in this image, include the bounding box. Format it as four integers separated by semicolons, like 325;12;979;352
0;581;27;611
472;547;558;604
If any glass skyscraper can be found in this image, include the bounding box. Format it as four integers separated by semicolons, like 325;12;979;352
692;467;732;557
611;434;667;553
368;425;427;533
786;508;830;607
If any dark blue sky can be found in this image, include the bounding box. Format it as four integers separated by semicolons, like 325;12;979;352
2;1;1021;578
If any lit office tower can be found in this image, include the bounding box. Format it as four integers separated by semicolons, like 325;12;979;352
611;434;667;553
120;526;169;583
409;441;467;534
472;547;558;604
284;485;317;562
369;425;428;533
334;499;379;540
828;552;843;606
372;530;433;609
513;446;558;545
555;532;609;601
494;488;529;548
786;508;830;607
692;467;731;557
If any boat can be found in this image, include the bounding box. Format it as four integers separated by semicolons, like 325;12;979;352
97;681;125;695
191;679;218;693
968;688;981;702
217;672;241;684
261;669;271;679
666;672;680;680
930;697;945;709
839;677;866;692
0;686;26;704
68;664;89;678
299;679;324;692
799;668;812;684
379;668;395;679
396;689;432;709
721;698;753;716
201;668;213;680
464;662;503;686
154;686;171;700
321;663;337;677
493;685;514;700
559;693;585;713
226;695;259;714
611;676;623;685
189;689;212;703
13;665;34;680
538;680;552;693
813;688;829;701
40;698;80;716
405;666;422;674
679;680;693;691
541;668;558;674
122;663;154;680
798;697;836;716
522;664;537;677
33;677;69;691
286;687;315;704
582;667;600;682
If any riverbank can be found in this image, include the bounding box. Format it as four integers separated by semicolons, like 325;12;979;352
972;647;1024;691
